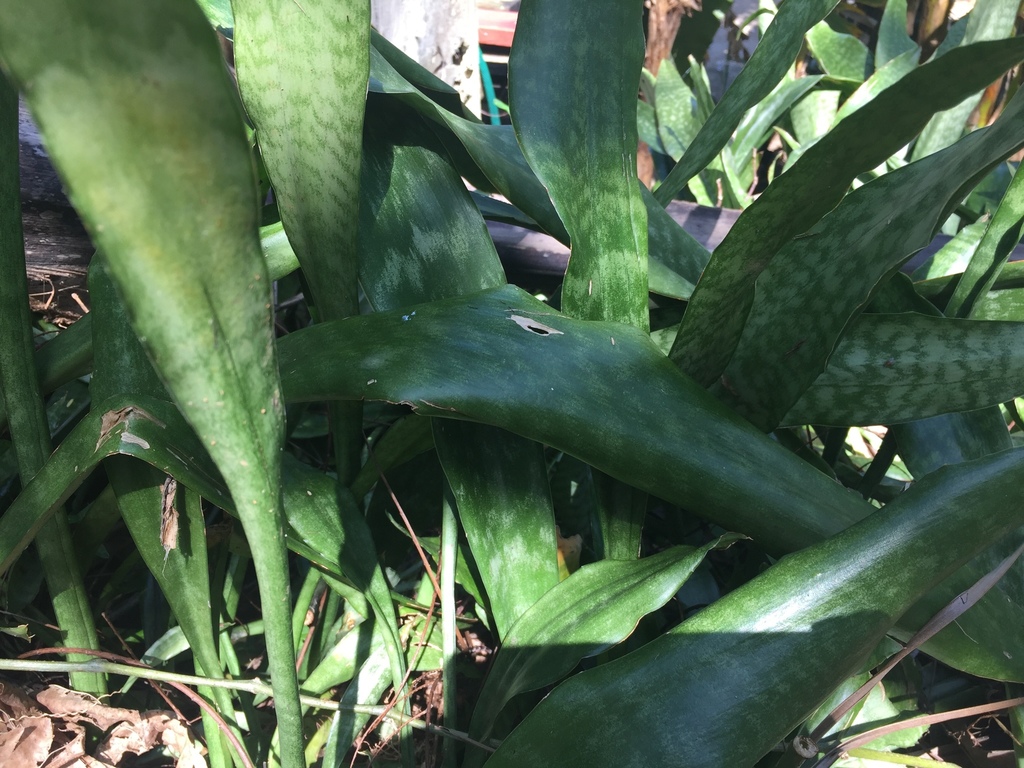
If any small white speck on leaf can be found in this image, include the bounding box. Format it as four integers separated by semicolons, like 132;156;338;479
367;379;378;385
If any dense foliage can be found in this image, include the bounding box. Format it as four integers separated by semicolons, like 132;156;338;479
2;0;1024;766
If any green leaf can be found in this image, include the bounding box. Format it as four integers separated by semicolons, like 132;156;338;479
511;0;648;329
732;73;822;167
833;47;919;125
195;0;233;31
367;45;567;243
875;0;916;69
669;37;1024;392
654;57;702;160
89;259;237;736
484;448;1024;768
911;0;1021;161
788;88;840;147
0;396;231;576
910;218;987;281
434;421;558;640
279;285;867;555
351;415;434;500
466;537;742;752
368;40;707;302
642;186;707;299
892;408;1011;479
275;285;1024;680
233;0;366;323
370;28;476;121
358;98;505;312
511;0;651;559
783;313;1024;427
233;0;369;484
945;163;1024;318
0;3;302;763
279;453;410;747
806;21;872;83
357;92;559;647
715;86;1024;430
0;75;100;694
655;0;841;204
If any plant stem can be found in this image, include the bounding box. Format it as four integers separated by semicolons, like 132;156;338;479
441;492;459;768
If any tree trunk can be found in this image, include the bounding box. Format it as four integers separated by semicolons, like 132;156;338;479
371;0;481;113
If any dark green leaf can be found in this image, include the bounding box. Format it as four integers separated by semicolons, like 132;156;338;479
510;0;648;328
670;37;1024;392
784;313;1024;426
467;537;741;752
655;0;841;203
0;2;302;760
485;448;1024;768
434;421;558;640
945;162;1024;318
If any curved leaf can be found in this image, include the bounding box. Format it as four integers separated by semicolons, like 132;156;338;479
467;536;742;751
279;285;866;555
875;0;916;70
806;21;871;83
784;313;1024;426
234;0;367;323
945;158;1024;318
654;0;841;204
369;40;709;300
434;421;559;640
0;396;231;576
711;81;1024;430
0;3;302;761
670;37;1024;390
275;284;1024;680
88;259;239;739
357;94;559;646
485;448;1024;768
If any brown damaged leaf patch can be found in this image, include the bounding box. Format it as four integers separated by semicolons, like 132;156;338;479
0;682;205;768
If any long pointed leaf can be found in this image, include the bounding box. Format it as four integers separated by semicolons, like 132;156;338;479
0;74;100;694
467;536;742;752
784;313;1024;427
654;0;840;204
726;90;1024;429
357;95;559;643
0;4;302;763
510;0;648;328
670;38;1024;390
275;284;1024;680
485;448;1024;768
946;162;1024;318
